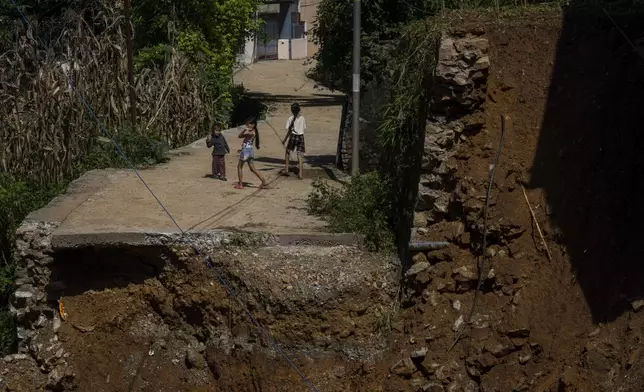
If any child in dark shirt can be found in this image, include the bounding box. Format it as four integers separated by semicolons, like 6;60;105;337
206;124;230;181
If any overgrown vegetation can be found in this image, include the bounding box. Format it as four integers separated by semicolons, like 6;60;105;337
378;20;441;146
307;172;395;252
1;0;261;182
1;5;210;182
309;8;442;257
133;0;260;110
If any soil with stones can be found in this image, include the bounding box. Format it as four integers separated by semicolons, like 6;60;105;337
2;244;399;392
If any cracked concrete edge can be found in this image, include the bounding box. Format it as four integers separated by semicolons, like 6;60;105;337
49;229;268;249
49;229;362;250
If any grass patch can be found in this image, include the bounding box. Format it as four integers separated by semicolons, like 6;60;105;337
307;172;395;252
375;284;401;337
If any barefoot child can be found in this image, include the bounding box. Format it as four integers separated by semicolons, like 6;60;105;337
235;118;269;190
282;102;306;179
206;124;230;181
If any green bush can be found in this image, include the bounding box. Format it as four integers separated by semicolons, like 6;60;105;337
0;311;16;356
0;175;64;264
307;172;395;252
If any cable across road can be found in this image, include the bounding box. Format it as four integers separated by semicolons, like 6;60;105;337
9;1;321;390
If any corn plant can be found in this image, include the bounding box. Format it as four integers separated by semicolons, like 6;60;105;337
0;2;213;184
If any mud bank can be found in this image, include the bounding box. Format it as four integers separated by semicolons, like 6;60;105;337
5;215;398;391
403;9;644;392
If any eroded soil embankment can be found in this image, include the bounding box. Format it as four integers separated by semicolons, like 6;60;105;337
400;10;644;392
2;224;400;392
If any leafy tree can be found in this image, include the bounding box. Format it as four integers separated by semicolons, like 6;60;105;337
310;0;434;92
133;0;260;110
133;0;258;62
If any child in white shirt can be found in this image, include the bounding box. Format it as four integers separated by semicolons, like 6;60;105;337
282;103;307;179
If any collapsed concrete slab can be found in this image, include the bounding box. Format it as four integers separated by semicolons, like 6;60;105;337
7;153;392;390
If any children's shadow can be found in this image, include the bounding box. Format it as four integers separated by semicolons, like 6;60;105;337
202;175;255;188
204;174;237;180
241;182;266;188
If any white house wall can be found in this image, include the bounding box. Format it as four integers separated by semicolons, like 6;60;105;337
238;0;317;62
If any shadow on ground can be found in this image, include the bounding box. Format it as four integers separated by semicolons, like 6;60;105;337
253;154;344;183
247;92;344;108
254;154;334;167
529;11;644;322
50;247;173;296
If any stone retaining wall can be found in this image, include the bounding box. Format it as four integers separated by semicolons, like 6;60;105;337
9;220;76;390
11;220;59;349
333;34;490;231
415;33;490;227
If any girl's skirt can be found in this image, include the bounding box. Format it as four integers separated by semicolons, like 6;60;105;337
240;145;254;162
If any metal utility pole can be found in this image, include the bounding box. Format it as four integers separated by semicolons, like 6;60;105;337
124;0;136;129
351;0;361;175
252;11;258;63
